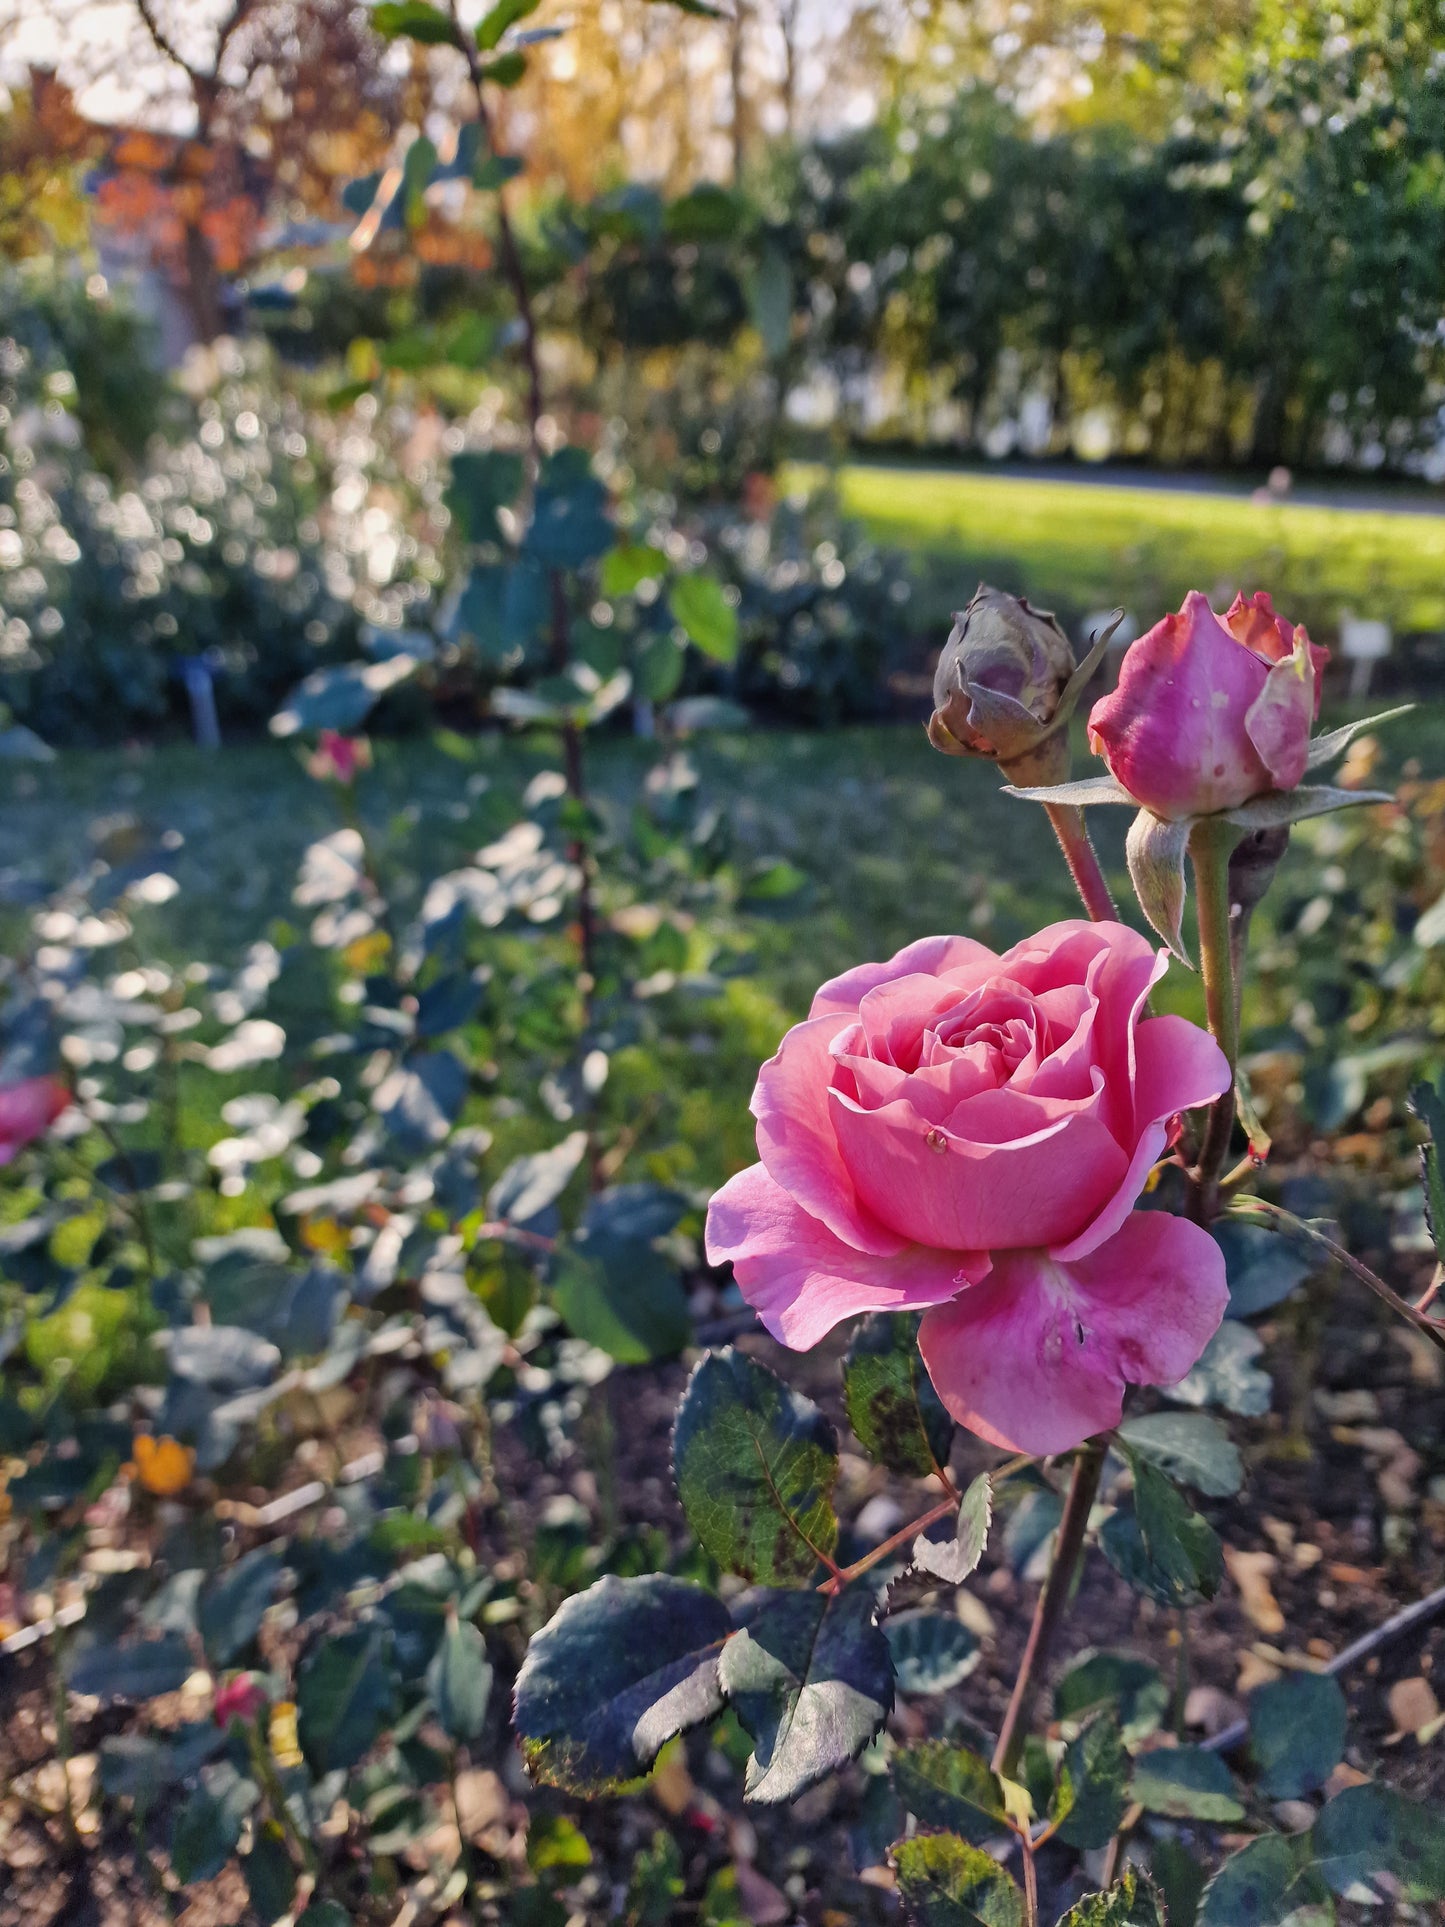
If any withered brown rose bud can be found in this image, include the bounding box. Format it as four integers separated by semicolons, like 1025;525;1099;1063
928;585;1086;787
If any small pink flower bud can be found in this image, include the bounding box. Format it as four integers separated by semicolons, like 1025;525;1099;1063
1088;591;1329;822
214;1674;268;1727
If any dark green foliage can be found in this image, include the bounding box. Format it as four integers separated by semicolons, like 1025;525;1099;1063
297;1625;399;1774
1311;1782;1445;1901
1102;1457;1223;1607
1054;1714;1129;1851
891;1741;1008;1844
1056;1871;1167;1927
1054;1652;1168;1745
673;1348;839;1586
1130;1747;1245;1823
842;1311;953;1479
884;1612;980;1694
426;1618;493;1743
1116;1414;1243;1498
1198;1835;1329;1927
1409;1076;1445;1266
718;1584;893;1804
199;1547;283;1666
891;1833;1026;1927
513;1574;731;1792
1248;1672;1348;1799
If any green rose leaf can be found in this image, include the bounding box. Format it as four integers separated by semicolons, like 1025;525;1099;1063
669;573;739;664
170;1764;258;1885
1168;1320;1273;1417
66;1633;194;1704
1116;1413;1243;1497
243;1822;298;1925
1130;1745;1245;1822
1103;1455;1223;1606
1311;1782;1445;1901
891;1740;1009;1844
1409;1076;1445;1268
1197;1835;1329;1927
370;0;462;44
842;1310;953;1479
891;1832;1026;1927
718;1584;893;1804
673;1347;839;1585
1054;1651;1169;1745
1054;1712;1129;1850
914;1470;992;1584
1214;1220;1316;1318
514;1574;730;1793
1056;1869;1167;1926
296;1625;398;1775
1249;1672;1348;1799
426;1617;493;1743
475;0;540;48
550;1237;691;1365
885;1611;980;1695
199;1547;283;1667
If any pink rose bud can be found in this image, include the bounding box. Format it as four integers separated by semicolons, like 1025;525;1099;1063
929;586;1081;786
214;1673;267;1727
706;922;1230;1455
1088;591;1329;822
0;1076;69;1165
307;731;372;785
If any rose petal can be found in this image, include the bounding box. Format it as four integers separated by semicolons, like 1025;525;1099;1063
1245;628;1316;789
705;1162;988;1350
1088;592;1274;819
0;1076;69;1165
1050;1010;1229;1261
917;1211;1228;1454
752;1013;905;1256
810;935;998;1020
829;1084;1128;1251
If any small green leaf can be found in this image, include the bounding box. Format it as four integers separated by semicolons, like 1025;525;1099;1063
1130;1745;1245;1822
628;1830;685;1924
479;49;527;84
476;0;540;49
1054;1713;1128;1850
1103;1455;1223;1607
370;0;461;44
1117;1413;1243;1497
673;1348;839;1586
891;1832;1026;1926
527;1813;592;1873
200;1548;282;1667
550;1239;690;1365
66;1633;194;1704
1409;1077;1445;1268
446;449;525;544
515;1574;730;1793
1248;1672;1347;1799
842;1311;953;1479
427;1618;492;1743
1151;1838;1207;1927
1197;1835;1329;1927
670;574;739;663
1311;1781;1445;1901
243;1823;297;1925
719;1585;892;1804
171;1766;258;1885
1054;1651;1169;1744
1214;1220;1316;1317
1056;1870;1167;1926
914;1472;992;1585
885;1612;980;1694
297;1626;398;1775
892;1740;1009;1844
1168;1320;1273;1417
601;544;667;597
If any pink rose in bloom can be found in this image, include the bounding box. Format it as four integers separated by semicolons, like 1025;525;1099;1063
705;922;1230;1454
307;730;372;785
0;1076;68;1165
213;1673;267;1727
1088;591;1330;821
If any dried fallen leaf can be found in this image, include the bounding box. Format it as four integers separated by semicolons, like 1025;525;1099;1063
1225;1547;1285;1635
1387;1676;1441;1740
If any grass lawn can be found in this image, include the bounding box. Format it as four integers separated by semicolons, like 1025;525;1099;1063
788;461;1445;636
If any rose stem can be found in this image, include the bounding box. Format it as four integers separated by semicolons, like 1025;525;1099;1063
991;1438;1106;1780
1044;802;1118;923
1187;817;1242;1222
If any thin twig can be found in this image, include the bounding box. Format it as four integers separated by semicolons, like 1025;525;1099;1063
1204;1577;1445;1758
1229;1196;1445;1356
